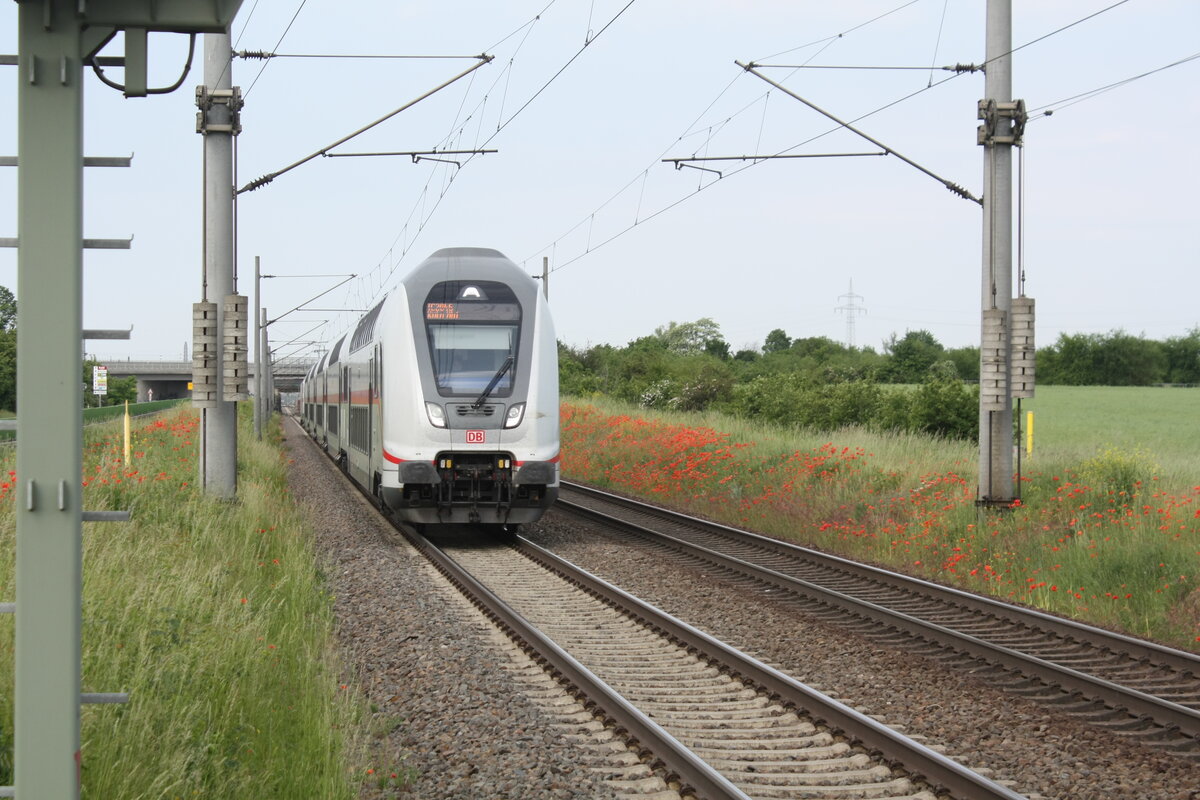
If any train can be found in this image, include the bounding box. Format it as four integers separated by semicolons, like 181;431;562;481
297;247;560;529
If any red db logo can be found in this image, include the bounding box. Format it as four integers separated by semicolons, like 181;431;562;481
466;430;485;444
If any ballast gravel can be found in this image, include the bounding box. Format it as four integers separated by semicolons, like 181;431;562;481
281;421;634;800
522;511;1200;800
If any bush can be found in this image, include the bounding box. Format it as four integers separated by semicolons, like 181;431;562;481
726;372;978;442
909;377;979;441
1080;446;1161;497
639;379;678;409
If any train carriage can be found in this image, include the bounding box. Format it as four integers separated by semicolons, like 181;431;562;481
299;247;559;528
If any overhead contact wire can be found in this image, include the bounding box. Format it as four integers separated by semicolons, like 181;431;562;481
535;13;969;273
928;0;950;87
754;0;921;63
1028;51;1200;118
244;0;309;98
354;0;640;319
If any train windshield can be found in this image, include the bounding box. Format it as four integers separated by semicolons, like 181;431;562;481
429;324;518;396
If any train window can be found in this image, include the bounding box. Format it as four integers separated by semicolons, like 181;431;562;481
350;298;386;352
328;334;347;365
428;324;517;396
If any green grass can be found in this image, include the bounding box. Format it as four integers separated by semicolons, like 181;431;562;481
0;400;187;441
81;398;189;426
0;404;377;797
562;388;1199;651
1018;385;1199;484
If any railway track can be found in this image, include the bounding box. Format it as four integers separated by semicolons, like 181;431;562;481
400;524;1027;800
554;481;1200;760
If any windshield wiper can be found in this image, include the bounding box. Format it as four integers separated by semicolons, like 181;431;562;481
472;355;514;409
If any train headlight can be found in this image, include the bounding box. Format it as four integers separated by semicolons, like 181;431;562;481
425;402;447;428
504;402;525;429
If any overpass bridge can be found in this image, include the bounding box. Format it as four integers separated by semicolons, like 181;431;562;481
102;356;316;403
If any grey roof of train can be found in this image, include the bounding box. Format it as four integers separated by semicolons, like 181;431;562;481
401;247;538;295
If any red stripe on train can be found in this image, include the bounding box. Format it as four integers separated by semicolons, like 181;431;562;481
516;453;560;467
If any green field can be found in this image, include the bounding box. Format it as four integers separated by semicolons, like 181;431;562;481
1018;385;1199;484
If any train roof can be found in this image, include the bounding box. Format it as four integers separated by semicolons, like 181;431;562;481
403;247;534;291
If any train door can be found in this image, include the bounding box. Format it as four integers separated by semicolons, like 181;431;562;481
321;370;329;445
341;364;350;466
367;346;379;494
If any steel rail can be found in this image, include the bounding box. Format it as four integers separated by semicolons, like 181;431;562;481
562;481;1200;676
511;536;1028;800
395;524;753;800
556;484;1200;744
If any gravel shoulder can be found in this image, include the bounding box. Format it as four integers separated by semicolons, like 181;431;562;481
281;419;639;800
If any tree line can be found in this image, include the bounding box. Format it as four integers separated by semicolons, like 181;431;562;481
559;318;1200;442
0;287;137;411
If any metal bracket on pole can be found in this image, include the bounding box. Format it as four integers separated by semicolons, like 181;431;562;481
195;85;243;134
977;98;1027;146
81;511;132;522
1;155;133;167
2;236;132;249
80;693;130;704
82;328;132;340
83;236;134;249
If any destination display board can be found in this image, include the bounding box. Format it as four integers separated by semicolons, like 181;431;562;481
425;302;520;321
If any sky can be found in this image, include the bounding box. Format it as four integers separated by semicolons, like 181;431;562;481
2;0;1197;365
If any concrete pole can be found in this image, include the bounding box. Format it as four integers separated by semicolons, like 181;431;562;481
15;4;84;795
200;33;237;495
541;256;549;301
979;0;1015;505
260;307;269;428
254;256;262;440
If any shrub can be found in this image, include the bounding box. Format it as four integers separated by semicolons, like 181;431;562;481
909;377;978;441
639;379;678;409
1080;446;1161;497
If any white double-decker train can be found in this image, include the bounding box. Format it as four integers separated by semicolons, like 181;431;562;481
298;247;560;529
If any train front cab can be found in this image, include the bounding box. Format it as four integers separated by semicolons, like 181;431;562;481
379;262;558;527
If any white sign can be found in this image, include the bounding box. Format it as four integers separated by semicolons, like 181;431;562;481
93;365;108;395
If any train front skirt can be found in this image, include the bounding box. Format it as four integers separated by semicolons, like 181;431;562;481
384;454;558;525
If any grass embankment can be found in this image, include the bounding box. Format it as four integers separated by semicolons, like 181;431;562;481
81;398;190;426
0;400;188;442
561;387;1199;651
0;405;372;797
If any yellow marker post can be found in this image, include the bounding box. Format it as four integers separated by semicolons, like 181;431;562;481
124;400;131;465
1026;411;1034;456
